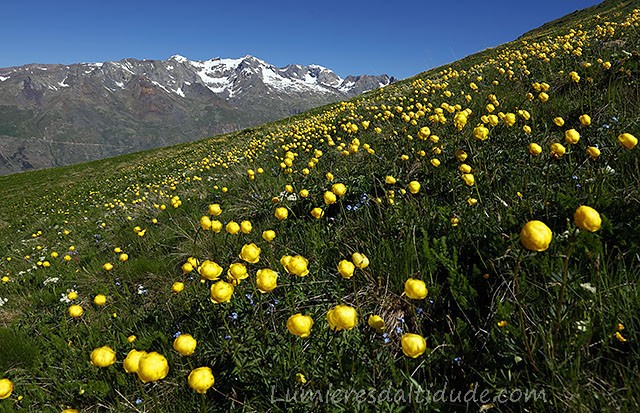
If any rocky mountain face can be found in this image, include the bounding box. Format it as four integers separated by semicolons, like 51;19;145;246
0;55;392;175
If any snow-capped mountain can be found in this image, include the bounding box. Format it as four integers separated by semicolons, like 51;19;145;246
0;55;392;175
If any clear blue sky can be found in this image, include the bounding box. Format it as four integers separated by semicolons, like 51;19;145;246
1;0;603;80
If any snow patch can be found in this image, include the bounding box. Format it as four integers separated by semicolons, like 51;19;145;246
58;77;70;87
0;76;9;82
115;81;125;88
169;54;189;63
174;87;185;97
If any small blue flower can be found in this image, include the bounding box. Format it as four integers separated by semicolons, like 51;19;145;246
453;357;462;365
135;398;143;405
172;331;181;338
395;326;403;335
229;312;238;321
224;335;231;340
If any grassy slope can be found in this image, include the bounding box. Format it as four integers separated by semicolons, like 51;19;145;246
1;0;639;411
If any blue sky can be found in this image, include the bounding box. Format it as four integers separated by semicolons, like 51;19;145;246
1;0;603;80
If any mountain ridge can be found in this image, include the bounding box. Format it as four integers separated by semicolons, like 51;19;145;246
0;55;392;175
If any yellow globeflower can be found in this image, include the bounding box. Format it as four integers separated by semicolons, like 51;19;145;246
430;158;441;167
188;367;215;394
256;268;278;293
0;378;14;400
586;146;600;159
574;205;601;232
103;262;113;271
208;204;222;216
182;262;194;274
618;133;637;150
199;216;212;231
93;294;107;306
579;114;591;126
198;260;223;281
503;113;516;126
551;143;566;158
462;173;475;186
287;313;314;338
285;255;309;277
240;220;253;234
173;333;197;356
262;230;276;242
473;125;489;141
352;252;369;269
459;164;472;174
210;281;234;303
385;176;397;185
239;243;261;264
455;149;468;161
539;92;549;102
310;207;325;219
227;263;248;283
123;349;147;373
327;304;358;331
368;315;386;334
68;291;78;300
553;117;565;127
337;259;355;279
275;207;289;221
565;129;580;145
210;220;223;233
331;183;347;197
225;221;240;234
171;281;184;293
404;278;428;300
69;305;84;318
137;352;169;383
408;181;421;194
90;346;116;367
401;333;427;358
323;191;337;205
520;220;553;252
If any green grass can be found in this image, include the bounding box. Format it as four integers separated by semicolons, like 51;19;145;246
1;1;639;411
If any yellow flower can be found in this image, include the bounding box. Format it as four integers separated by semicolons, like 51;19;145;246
137;352;169;383
68;291;78;300
210;220;223;233
275;207;289;221
199;216;212;231
520;220;553;252
325;172;334;181
404;278;428;299
451;216;460;227
407;181;421;194
198;260;223;281
467;198;478;206
615;331;627;343
225;221;240;234
123;349;146;373
171;282;184;293
553;117;565;127
256;268;278;293
327;304;358;331
90;346;116;367
385;176;397;185
351;252;369;269
323;191;337;205
240;220;253;234
283;255;309;277
401;333;427;358
103;262;113;271
367;315;385;334
127;335;137;343
574;205;601;232
331;183;347;197
503;113;516;126
430;158;441;167
93;294;107;306
455;149;468;161
0;378;14;400
569;71;580;82
462;173;475;186
579;114;591;126
565;129;580;145
173;333;197;356
208;204;222;216
539;92;549;102
299;189;310;198
497;320;508;328
295;373;307;384
586;146;601;159
210;281;234;303
188;367;215;394
618;133;637;150
310;207;325;219
182;262;194;274
69;305;84;318
262;230;276;242
287;313;314;338
337;259;355;279
551;143;566;158
227;263;248;282
239;243;261;264
459;164;472;174
473;125;489;140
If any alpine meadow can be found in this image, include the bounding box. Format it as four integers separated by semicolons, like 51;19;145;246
0;0;639;412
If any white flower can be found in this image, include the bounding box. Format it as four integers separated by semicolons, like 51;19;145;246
43;277;60;285
59;293;71;303
576;320;589;332
0;297;7;307
580;282;597;294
